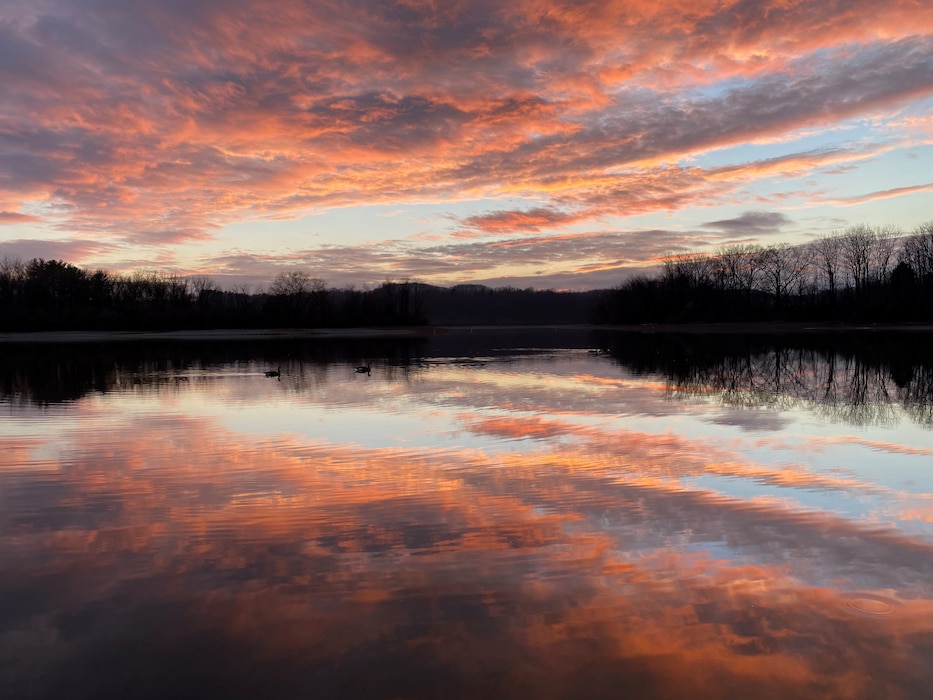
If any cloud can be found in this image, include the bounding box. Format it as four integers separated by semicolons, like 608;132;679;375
0;1;932;283
0;238;118;264
702;210;792;235
0;211;38;224
824;182;933;207
455;207;586;235
200;226;700;289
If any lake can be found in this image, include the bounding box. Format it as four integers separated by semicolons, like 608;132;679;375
1;329;932;699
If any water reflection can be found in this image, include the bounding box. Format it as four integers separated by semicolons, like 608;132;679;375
0;335;433;406
2;331;932;430
602;332;933;428
1;331;932;698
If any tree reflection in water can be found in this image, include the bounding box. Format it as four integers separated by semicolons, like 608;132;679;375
2;330;931;429
598;331;933;429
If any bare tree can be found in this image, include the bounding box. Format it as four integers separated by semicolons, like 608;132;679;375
269;271;325;320
188;275;218;313
837;224;903;294
839;225;876;294
900;221;933;284
811;234;844;297
230;283;251;314
717;244;764;298
165;274;190;308
0;257;25;307
189;275;216;295
870;224;901;285
0;256;24;278
723;244;763;292
662;253;717;289
759;243;810;311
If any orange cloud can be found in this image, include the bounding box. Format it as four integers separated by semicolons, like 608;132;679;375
1;0;932;287
454;207;588;236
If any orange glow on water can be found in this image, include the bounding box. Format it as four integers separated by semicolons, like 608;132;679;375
2;345;933;697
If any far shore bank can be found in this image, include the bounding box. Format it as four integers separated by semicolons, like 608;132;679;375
1;321;933;344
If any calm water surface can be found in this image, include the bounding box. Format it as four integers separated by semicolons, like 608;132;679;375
1;331;932;699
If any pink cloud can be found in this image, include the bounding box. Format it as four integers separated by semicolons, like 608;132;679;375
0;1;931;282
0;211;38;224
824;182;933;207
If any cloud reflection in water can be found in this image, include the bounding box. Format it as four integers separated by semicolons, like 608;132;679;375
1;350;932;699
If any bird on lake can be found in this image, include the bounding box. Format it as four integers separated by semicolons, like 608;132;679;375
355;362;372;374
265;366;281;378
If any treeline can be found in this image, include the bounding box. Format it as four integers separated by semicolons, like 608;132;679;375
421;284;601;325
5;220;932;331
0;261;429;330
0;260;602;330
597;222;933;324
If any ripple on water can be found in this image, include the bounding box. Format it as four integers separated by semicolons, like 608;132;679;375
842;592;902;616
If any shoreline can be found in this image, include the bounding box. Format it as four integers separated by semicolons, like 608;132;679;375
0;327;430;344
1;321;933;344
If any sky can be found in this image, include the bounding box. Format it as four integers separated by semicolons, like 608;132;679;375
1;0;932;291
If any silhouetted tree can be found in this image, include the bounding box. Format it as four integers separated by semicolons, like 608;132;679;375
811;234;844;300
900;221;933;286
759;243;810;314
268;271;324;325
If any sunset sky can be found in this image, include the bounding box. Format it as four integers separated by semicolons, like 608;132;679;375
2;0;932;290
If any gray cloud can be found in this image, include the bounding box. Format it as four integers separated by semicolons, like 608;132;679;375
0;211;38;224
201;227;698;290
702;211;792;235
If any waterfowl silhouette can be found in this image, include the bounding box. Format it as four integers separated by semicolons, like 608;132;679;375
265;366;281;378
355;362;371;374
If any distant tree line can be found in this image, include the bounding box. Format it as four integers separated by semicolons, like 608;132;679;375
597;222;933;324
0;261;431;330
4;220;931;331
420;284;602;325
0;260;602;330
